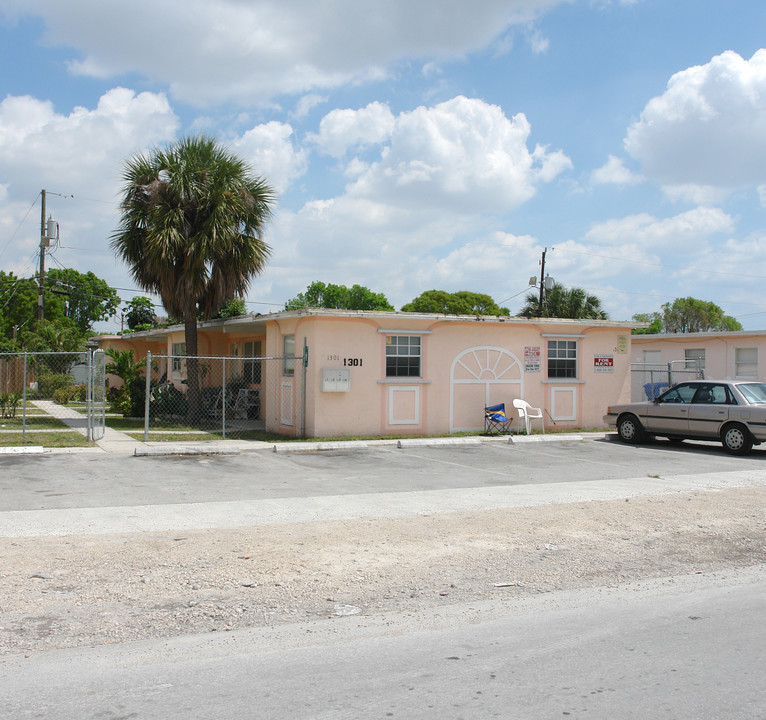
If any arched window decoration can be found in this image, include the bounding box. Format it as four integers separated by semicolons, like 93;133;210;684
449;346;522;432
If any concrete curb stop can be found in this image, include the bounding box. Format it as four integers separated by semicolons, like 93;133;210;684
134;445;241;457
513;433;585;443
0;446;45;455
397;437;483;449
274;441;370;454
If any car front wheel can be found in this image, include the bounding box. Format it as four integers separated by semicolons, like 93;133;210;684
721;423;753;455
617;414;644;444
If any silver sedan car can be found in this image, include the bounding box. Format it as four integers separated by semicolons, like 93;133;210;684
604;379;766;454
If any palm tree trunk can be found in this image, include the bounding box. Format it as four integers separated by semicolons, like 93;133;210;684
184;306;201;424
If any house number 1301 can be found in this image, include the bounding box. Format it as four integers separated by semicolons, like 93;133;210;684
343;358;363;367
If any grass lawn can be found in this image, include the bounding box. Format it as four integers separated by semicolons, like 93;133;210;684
0;432;94;448
0;415;72;430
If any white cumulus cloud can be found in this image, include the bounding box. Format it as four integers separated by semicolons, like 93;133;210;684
625;50;766;192
5;0;567;106
230;121;308;195
591;155;642;185
344;96;572;213
311;102;396;158
585;207;735;251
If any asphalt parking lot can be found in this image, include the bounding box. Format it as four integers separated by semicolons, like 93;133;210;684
1;435;764;514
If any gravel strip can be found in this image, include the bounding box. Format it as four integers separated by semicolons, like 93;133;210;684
1;486;764;655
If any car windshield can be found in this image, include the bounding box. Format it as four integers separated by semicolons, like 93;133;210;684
736;383;766;404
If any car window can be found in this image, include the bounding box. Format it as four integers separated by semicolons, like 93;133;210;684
737;383;766;404
658;384;696;403
692;384;732;404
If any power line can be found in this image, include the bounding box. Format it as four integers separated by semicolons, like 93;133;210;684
0;194;40;263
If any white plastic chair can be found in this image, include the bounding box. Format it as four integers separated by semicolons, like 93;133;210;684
512;399;544;435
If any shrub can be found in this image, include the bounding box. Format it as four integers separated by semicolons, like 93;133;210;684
52;384;87;405
0;392;22;418
37;371;74;399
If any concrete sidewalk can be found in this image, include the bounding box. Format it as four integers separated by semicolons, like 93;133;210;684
1;466;763;538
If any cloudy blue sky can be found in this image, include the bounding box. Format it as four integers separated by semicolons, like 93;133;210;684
1;0;766;331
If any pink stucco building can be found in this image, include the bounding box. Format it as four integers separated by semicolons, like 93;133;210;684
97;309;636;437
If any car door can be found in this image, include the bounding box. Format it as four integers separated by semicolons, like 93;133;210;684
687;383;732;438
646;383;696;436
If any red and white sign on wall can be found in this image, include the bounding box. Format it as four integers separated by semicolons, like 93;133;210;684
524;346;541;373
594;354;614;372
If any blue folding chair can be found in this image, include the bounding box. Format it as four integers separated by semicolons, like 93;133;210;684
485;403;513;434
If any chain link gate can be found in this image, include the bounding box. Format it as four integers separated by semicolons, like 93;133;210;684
631;358;705;401
0;350;107;442
88;348;106;441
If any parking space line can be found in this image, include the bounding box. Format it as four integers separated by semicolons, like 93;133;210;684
399;451;514;477
512;444;629;469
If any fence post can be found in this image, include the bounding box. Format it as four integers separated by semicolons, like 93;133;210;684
222;356;226;441
302;340;308;438
144;351;152;442
22;352;28;442
86;349;93;442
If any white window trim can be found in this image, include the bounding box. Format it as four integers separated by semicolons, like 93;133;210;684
385;334;423;379
547;338;578;380
550;386;577;421
734;347;758;378
540;333;586;339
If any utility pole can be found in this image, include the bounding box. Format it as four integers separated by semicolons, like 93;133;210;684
538;247;547;311
36;190;58;321
36;190;47;321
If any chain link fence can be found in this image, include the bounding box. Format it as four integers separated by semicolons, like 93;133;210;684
631;359;705;401
139;352;306;440
0;350;106;441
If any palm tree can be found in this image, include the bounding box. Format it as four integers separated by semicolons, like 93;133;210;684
105;347;147;417
111;136;275;420
517;282;608;320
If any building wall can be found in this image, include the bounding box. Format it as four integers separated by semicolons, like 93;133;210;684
294;314;632;437
632;332;766;385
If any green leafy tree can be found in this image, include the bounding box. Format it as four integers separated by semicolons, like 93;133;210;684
632;297;742;334
630;312;664;335
0;269;119;341
21;319;85;353
21;318;86;383
285;281;394;311
47;269;120;332
401;290;509;316
215;297;248;318
124;296;156;330
517;283;608;320
111;135;276;421
0;271;38;340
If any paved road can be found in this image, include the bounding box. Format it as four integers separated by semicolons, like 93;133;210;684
2;435;765;511
2;567;764;720
2;437;766;537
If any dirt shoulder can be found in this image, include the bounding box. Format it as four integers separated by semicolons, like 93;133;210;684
1;486;765;655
